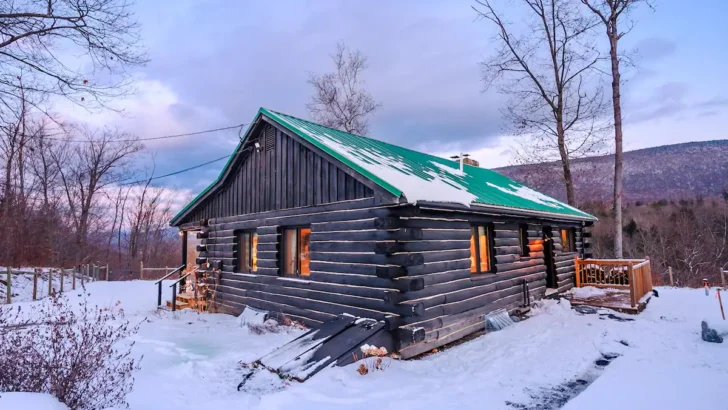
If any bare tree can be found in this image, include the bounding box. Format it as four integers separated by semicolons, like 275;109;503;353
53;126;143;259
579;0;651;258
474;0;609;206
307;42;381;136
0;0;147;112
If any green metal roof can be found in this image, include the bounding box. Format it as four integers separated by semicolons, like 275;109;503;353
171;107;596;225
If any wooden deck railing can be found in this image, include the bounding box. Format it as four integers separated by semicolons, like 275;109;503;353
575;258;653;308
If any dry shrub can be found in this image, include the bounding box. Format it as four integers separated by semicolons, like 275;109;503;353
352;345;390;375
0;294;141;409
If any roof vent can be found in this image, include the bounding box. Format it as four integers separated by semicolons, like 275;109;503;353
449;153;478;170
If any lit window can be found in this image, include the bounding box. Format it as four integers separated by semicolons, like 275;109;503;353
519;224;529;257
236;231;258;273
470;225;493;274
282;227;311;276
561;228;575;252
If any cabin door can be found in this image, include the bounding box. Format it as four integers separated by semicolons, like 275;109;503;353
542;227;557;289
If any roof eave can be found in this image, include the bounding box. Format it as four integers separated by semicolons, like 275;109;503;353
415;200;598;223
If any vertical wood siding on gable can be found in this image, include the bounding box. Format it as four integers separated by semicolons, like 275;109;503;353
179;125;374;224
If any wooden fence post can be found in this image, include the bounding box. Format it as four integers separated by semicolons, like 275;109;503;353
48;268;53;296
721;267;726;289
60;268;64;293
106;264;109;281
33;268;38;300
668;266;674;287
574;256;581;288
6;266;11;304
72;266;76;290
81;265;85;286
140;261;144;280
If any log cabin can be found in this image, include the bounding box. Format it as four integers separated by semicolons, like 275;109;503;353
170;107;596;358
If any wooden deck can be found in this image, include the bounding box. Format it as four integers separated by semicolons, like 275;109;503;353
574;258;653;312
566;288;650;314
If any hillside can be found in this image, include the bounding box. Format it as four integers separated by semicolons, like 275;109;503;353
495;140;728;203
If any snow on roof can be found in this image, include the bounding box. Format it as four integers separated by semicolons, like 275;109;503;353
263;108;595;221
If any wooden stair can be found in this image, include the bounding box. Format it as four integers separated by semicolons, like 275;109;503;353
165;292;208;311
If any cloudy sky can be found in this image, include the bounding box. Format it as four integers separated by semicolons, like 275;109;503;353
60;0;728;206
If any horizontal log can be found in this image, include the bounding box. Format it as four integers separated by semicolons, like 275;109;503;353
196;231;209;239
255;267;278;275
495;254;518;264
216;207;394;231
310;228;420;242
420;229;472;241
220;274;390;301
309;261;406;279
257;259;278;269
421;249;471;263
406;259;470;276
201;250;236;258
256;251;277;260
257;226;279;235
310;241;391;254
494;246;521;256
494;259;542;273
421;269;472;287
493;230;520;239
210;197;378;224
399;218;470;230
392;240;469;253
258;243;278;252
494;238;520;247
309;271;424;292
311;253;424;266
313;217;399;233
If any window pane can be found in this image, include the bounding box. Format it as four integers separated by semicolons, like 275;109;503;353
251;233;258;271
282;229;297;274
478;226;490;272
561;229;572;252
299;228;311;276
242;233;251;270
236;232;249;273
520;225;529;257
470;227;478;273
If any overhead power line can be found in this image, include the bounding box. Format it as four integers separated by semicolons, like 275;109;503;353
42;123;247;143
121;146;253;186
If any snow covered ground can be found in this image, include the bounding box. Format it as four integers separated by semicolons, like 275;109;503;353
4;281;727;410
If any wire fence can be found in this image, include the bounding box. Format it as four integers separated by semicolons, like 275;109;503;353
1;264;107;304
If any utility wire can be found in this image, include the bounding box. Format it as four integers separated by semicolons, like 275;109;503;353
41;124;247;143
120;146;253;186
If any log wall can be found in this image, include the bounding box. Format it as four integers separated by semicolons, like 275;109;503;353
391;208;588;359
196;198;590;357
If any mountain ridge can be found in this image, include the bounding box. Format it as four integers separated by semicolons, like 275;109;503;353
494;139;728;203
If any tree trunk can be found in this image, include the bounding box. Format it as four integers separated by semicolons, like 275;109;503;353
609;30;624;258
556;120;576;206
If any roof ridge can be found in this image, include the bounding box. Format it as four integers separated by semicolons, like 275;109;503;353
261;107;462;168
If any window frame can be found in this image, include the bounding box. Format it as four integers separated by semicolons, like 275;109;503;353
280;226;311;277
560;228;576;253
470;224;495;274
235;230;258;273
519;224;529;257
